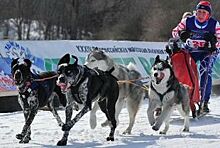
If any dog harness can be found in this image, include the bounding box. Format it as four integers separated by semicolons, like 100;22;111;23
151;74;181;103
18;76;36;98
18;73;51;100
69;65;115;108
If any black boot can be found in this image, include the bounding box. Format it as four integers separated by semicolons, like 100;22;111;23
192;110;197;118
202;101;210;113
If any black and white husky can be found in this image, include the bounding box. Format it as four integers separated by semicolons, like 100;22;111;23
85;48;145;134
56;54;119;146
11;58;66;143
148;55;190;134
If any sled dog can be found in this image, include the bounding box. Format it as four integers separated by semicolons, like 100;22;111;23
85;48;145;134
11;58;66;143
56;54;119;145
147;55;190;134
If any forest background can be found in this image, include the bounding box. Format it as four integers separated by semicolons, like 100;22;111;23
0;0;219;41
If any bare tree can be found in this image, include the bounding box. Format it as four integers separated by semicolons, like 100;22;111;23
0;0;219;41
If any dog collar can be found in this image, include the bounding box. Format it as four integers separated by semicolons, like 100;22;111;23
71;66;85;86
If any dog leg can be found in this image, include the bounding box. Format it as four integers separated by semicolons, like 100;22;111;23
159;107;173;134
177;104;190;132
100;97;113;128
114;97;124;126
90;101;100;129
183;111;190;132
16;109;31;141
101;98;124;128
19;109;38;143
62;106;90;131
107;102;117;141
47;93;64;126
57;105;73;146
98;98;117;141
147;100;157;126
182;115;190;132
123;96;138;134
18;95;39;143
58;106;90;146
152;105;173;131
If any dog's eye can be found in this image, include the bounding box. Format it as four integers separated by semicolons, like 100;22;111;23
67;70;71;74
90;59;96;62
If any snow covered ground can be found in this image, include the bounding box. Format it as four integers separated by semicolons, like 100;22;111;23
1;96;220;148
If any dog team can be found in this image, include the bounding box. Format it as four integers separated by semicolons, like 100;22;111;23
11;44;201;146
9;0;220;146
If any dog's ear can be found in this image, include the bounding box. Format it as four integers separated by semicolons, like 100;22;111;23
11;58;19;68
71;55;78;66
58;54;70;65
155;55;160;63
166;56;169;61
23;59;32;68
92;47;99;51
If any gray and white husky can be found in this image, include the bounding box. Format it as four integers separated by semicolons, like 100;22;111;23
148;55;190;134
85;48;145;134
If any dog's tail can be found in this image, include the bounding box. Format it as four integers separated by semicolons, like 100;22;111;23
54;85;66;107
127;62;138;71
127;63;142;80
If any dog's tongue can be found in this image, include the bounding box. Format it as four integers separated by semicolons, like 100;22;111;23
57;83;67;91
156;73;164;84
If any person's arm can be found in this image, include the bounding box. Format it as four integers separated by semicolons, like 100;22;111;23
172;18;187;38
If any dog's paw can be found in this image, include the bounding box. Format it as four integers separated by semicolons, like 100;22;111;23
152;125;159;131
182;128;189;132
122;129;131;135
57;139;67;146
159;131;167;135
19;136;31;144
149;121;155;126
16;134;23;140
106;136;114;141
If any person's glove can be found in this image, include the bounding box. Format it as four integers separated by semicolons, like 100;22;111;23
165;38;181;55
179;30;191;42
204;33;217;53
172;40;179;52
209;46;217;53
165;45;172;55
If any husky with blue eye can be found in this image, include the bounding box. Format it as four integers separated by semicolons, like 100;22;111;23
148;55;190;134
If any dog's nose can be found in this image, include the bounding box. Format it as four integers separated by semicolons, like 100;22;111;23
154;73;158;77
14;70;21;80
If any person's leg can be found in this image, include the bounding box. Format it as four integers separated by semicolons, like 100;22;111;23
199;54;215;112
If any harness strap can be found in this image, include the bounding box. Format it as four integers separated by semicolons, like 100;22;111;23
150;82;175;103
33;74;59;82
150;83;170;102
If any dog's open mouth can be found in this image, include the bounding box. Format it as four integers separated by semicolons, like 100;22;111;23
57;83;70;92
14;80;21;85
155;73;164;84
